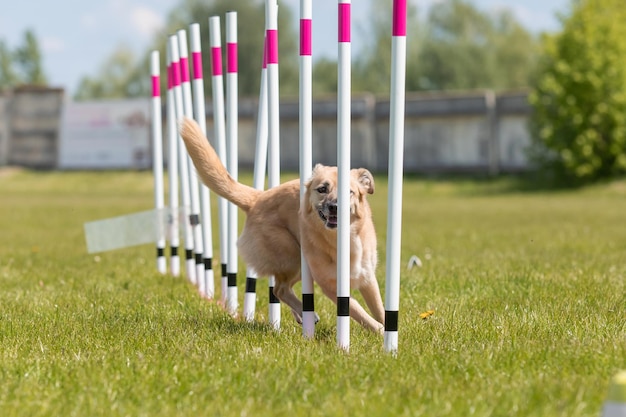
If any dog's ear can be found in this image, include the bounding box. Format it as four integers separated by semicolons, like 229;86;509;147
303;175;315;214
355;168;375;194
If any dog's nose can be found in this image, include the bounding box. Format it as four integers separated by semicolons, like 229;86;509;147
328;203;337;215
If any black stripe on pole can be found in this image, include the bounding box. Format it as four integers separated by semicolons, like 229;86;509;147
227;273;237;287
157;247;165;257
204;257;213;270
385;310;399;332
189;214;200;226
195;253;203;264
269;287;279;303
185;249;193;260
221;263;227;277
337;296;350;317
302;293;315;312
170;246;178;256
245;277;257;293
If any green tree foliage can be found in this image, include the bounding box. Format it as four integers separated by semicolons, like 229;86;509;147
75;0;298;100
74;46;140;100
529;0;626;182
417;0;537;91
314;0;537;95
351;1;422;95
0;30;48;89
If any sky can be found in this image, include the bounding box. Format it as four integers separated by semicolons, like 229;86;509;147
0;0;571;96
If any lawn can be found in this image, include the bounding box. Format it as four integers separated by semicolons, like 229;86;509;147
0;168;624;417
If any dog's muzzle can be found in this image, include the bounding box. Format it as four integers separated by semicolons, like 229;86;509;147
318;202;338;229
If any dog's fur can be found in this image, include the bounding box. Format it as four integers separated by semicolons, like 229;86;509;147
179;117;384;333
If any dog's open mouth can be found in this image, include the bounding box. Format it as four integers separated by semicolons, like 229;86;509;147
318;210;338;229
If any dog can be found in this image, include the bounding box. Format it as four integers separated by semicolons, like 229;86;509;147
179;117;384;334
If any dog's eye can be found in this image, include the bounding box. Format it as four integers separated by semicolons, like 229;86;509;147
316;185;328;194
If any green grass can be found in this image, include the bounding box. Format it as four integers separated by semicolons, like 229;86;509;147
0;169;624;417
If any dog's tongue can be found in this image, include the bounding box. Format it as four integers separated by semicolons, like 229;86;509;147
327;216;338;228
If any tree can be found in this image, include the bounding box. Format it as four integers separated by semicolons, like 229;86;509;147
417;0;538;91
351;0;422;95
74;45;139;100
0;41;19;89
74;0;299;99
528;0;626;182
14;30;48;85
0;30;48;89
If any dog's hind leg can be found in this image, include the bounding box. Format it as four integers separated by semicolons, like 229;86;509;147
273;273;304;324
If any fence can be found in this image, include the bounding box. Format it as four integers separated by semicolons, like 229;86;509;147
0;87;532;174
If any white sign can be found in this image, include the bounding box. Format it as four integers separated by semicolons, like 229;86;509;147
58;98;152;169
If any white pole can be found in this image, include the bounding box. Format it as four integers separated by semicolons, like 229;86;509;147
190;22;215;299
169;35;196;284
178;29;204;288
299;0;315;338
150;50;167;275
384;0;407;354
165;44;180;277
225;11;239;316
208;16;229;305
243;35;269;322
336;0;351;352
265;0;281;330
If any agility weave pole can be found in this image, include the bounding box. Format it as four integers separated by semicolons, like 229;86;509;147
336;0;352;351
178;29;205;288
225;11;239;315
165;44;181;277
169;35;196;284
383;0;407;354
243;35;270;323
299;0;315;339
208;16;230;305
150;51;167;275
265;0;281;330
189;23;215;299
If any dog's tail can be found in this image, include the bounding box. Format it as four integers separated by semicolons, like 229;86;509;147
179;117;260;212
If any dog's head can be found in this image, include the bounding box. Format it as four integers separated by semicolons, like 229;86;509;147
303;164;374;230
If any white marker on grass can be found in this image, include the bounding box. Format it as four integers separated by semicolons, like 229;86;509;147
190;22;215;299
166;44;180;277
384;0;408;354
208;16;229;305
150;50;167;275
178;29;205;288
265;0;281;330
336;0;351;352
225;11;239;315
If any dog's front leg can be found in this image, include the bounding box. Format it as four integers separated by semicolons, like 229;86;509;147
317;282;384;335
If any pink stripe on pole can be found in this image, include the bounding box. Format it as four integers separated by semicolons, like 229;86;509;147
180;57;190;83
211;47;223;76
227;43;238;73
152;75;160;97
393;0;407;37
266;29;278;64
338;3;351;43
172;61;181;86
167;65;173;90
192;52;203;79
300;19;312;56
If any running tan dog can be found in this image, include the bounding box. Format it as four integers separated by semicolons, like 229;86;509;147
179;117;384;333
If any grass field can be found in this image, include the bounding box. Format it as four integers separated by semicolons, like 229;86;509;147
0;168;624;417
